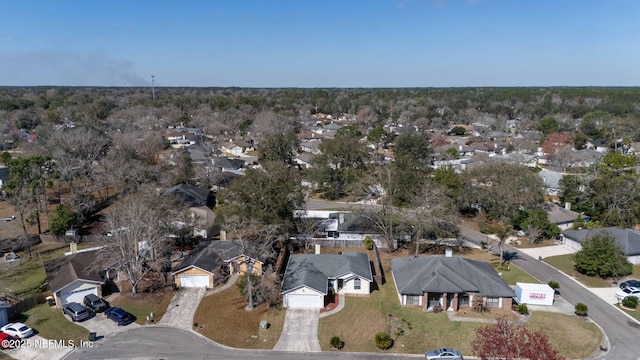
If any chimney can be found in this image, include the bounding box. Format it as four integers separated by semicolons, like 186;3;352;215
220;230;227;241
565;202;571;210
315;243;321;254
445;248;452;257
70;242;78;254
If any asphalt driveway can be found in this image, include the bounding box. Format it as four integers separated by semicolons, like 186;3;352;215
273;308;321;352
157;288;206;330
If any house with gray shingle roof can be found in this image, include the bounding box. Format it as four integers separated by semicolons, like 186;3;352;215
172;240;270;288
390;254;514;312
281;251;373;308
562;227;640;264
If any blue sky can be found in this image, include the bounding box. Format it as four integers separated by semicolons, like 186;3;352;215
0;0;638;87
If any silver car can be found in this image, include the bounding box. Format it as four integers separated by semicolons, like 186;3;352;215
425;347;464;360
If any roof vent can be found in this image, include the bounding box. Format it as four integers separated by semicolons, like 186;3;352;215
445;248;453;257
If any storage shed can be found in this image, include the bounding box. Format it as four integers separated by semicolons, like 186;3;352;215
515;282;554;306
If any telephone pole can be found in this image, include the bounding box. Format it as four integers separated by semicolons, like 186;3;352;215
151;75;156;100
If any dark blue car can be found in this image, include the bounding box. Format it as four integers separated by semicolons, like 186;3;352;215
104;307;134;326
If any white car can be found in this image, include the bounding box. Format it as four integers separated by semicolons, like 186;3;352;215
0;322;33;339
425;348;464;360
615;286;640;301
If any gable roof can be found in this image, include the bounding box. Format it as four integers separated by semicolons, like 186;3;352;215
173;240;269;274
44;251;107;293
562;227;640;256
544;202;580;225
391;256;514;297
173;242;223;274
165;184;211;208
281;252;373;294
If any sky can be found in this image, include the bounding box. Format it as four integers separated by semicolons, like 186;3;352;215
0;0;639;87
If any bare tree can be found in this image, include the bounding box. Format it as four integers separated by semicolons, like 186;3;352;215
98;190;172;294
223;216;280;311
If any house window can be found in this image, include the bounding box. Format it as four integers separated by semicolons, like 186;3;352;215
486;297;500;308
354;278;361;290
406;295;420;305
460;293;470;307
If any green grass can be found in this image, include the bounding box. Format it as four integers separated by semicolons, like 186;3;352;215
490;261;539;285
0;243;93;298
23;304;90;346
110;289;175;325
543;254;611;288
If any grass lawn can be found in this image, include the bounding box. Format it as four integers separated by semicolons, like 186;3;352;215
110;286;175;325
193;285;285;349
0;243;93;298
543;254;611;288
23;304;90;346
527;312;602;358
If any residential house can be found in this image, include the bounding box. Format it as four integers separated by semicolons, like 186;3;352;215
300;140;322;155
281;251;373;309
294;152;315;169
212;156;245;171
164;184;218;238
220;139;254;156
538;168;564;196
391;253;514;311
316;212;396;249
544;202;581;231
586;139;609;153
172;240;269;288
566;149;604;168
562;227;640;264
44;245;115;307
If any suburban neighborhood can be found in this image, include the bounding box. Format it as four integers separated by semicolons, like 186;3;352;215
1;86;640;360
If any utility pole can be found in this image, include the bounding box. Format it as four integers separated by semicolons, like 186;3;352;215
151;75;156;100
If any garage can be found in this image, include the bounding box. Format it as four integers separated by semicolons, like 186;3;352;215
285;294;322;309
179;274;210;288
60;287;97;306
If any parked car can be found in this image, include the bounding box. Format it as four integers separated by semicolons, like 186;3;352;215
615;286;640;301
62;302;93;322
83;294;109;313
0;323;33;339
104;307;134;326
619;279;640;289
425;348;464;360
0;332;18;349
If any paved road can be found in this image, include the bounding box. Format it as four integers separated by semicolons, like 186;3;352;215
63;326;423;360
461;227;640;360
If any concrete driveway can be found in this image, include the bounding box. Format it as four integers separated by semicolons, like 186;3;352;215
157;288;206;330
74;311;139;337
273;308;321;352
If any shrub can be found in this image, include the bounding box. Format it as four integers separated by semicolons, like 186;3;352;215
363;236;374;250
472;295;488;313
547;281;560;291
330;336;344;350
517;303;529;315
374;332;393;350
622;296;638;309
575;303;588;316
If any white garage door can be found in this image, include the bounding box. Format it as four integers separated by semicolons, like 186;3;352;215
179;274;209;288
60;287;97;306
286;294;321;308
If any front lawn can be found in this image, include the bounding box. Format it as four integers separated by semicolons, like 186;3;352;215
109;286;175;325
615;303;640;322
193;284;285;349
23;304;90;346
0;243;93;298
543;254;611;288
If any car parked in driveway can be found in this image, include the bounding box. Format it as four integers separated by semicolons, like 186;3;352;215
0;323;33;339
104;307;135;326
620;279;640;289
615;286;640;301
62;302;93;322
83;294;109;313
425;348;464;360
